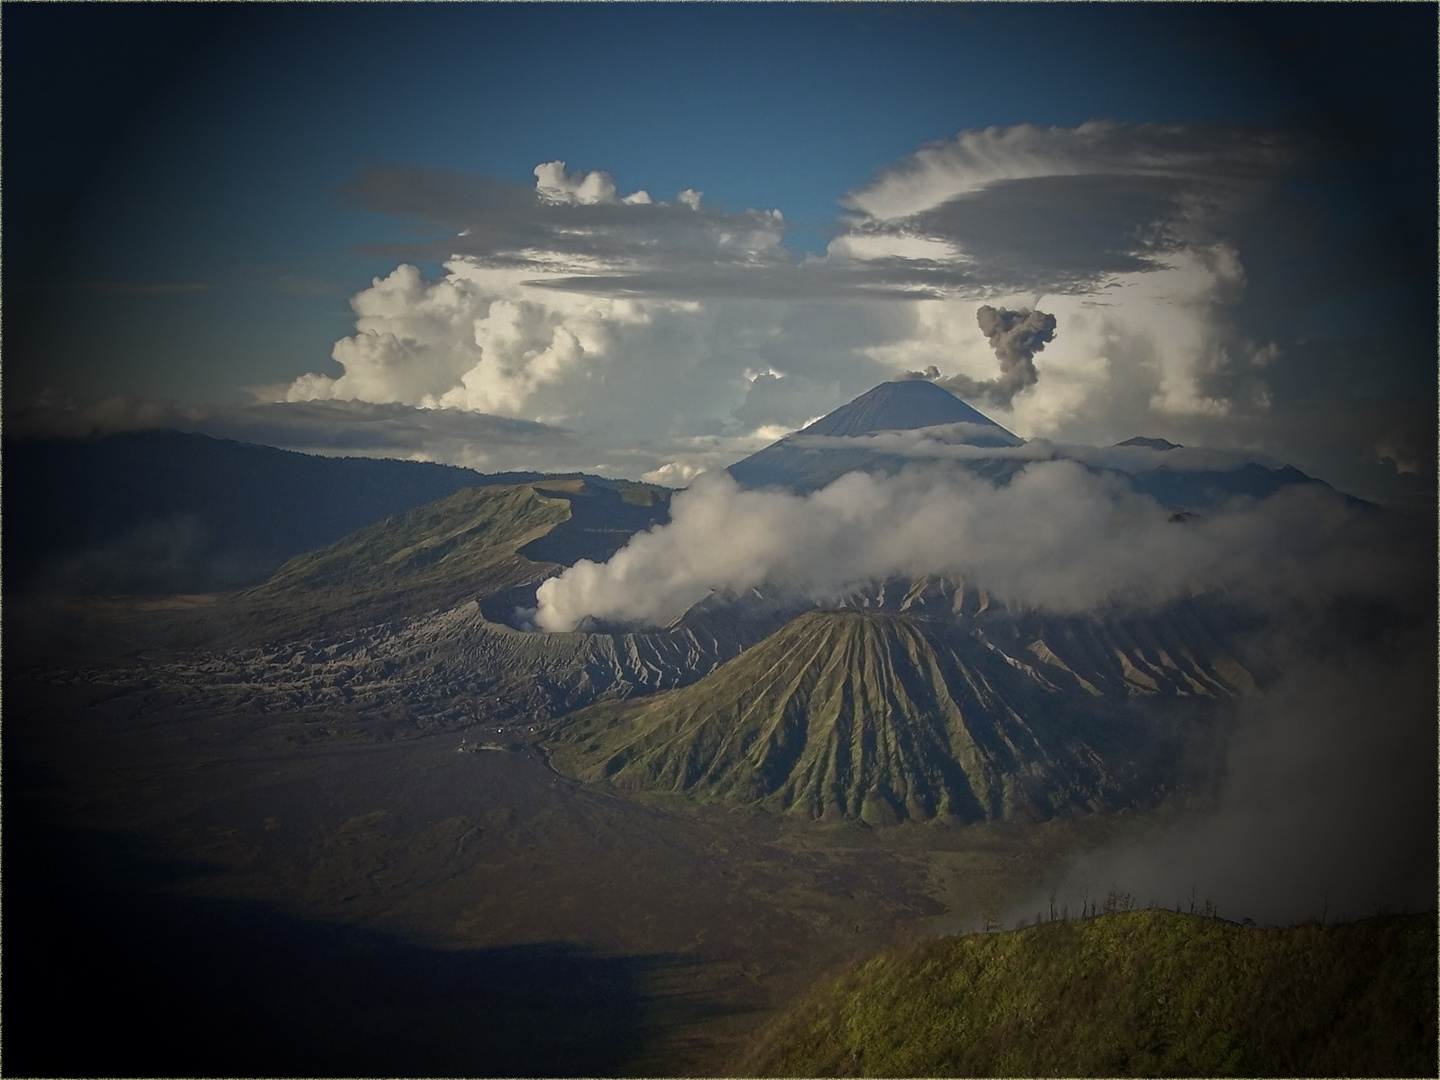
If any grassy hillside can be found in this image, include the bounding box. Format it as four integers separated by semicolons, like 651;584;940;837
231;477;668;640
547;610;1168;823
743;908;1437;1077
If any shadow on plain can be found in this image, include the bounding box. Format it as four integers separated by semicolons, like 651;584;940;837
4;808;748;1078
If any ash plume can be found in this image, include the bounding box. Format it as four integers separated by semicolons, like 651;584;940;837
904;306;1056;409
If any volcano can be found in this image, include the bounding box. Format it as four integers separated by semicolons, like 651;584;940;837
728;380;1023;492
791;379;1020;440
546;609;1184;824
729;378;1326;510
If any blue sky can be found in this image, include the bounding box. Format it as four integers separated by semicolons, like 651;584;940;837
5;2;1434;507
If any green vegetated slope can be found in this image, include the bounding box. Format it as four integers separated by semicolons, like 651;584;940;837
743;909;1438;1077
234;478;668;639
548;610;1164;824
819;577;1259;700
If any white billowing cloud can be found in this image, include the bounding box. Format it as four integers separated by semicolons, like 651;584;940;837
533;160;656;206
424;270;661;418
533;461;1421;632
267;123;1410;485
640;460;707;488
286;263;486;406
534;160;616;205
867;244;1277;440
277;160;896;472
284;260;730;427
276;251;903;477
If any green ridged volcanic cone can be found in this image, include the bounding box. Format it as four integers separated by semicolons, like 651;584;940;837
547;609;1147;824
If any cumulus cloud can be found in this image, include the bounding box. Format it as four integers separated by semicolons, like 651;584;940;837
535;160;623;205
279;179;902;475
533;461;1423;632
297;128;1293;473
242;122;1424;501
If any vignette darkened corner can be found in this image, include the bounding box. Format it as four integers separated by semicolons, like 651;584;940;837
4;3;1434;1076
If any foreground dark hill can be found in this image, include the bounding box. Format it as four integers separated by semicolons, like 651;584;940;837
547;608;1237;823
744;909;1438;1077
3;430;550;595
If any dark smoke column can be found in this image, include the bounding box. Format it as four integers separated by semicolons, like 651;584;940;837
972;305;1056;406
895;305;1057;408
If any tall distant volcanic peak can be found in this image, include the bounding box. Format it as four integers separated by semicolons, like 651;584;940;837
798;380;1020;440
730;379;1333;511
729;380;1022;493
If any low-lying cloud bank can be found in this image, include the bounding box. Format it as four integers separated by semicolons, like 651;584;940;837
789;428;1285;474
1010;634;1435;927
533;461;1425;632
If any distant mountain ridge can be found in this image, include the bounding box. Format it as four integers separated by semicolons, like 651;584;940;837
2;430;641;596
10;384;1333;597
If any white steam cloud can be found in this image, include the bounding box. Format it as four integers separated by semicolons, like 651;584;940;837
533;462;1421;632
1011;636;1435;927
